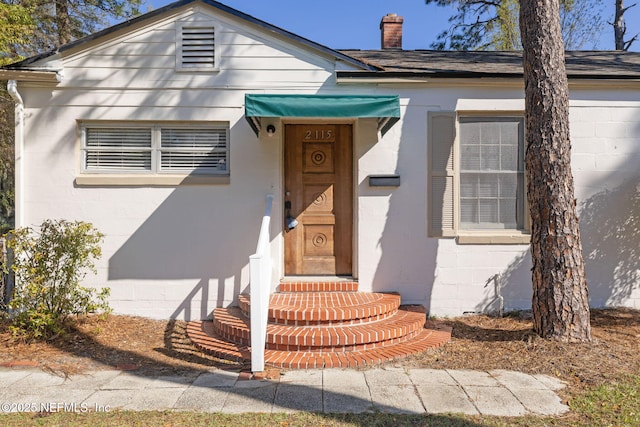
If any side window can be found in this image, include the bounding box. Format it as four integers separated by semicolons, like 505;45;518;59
428;112;528;242
459;117;525;230
160;128;228;174
80;125;229;176
84;127;152;172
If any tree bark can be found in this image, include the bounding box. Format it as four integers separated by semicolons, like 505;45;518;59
55;0;71;46
614;0;626;50
613;0;638;51
519;0;591;342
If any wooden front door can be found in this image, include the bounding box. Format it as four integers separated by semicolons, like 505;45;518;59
284;124;353;275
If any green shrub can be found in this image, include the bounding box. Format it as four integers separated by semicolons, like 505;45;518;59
4;219;110;339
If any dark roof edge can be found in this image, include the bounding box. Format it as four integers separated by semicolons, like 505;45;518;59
337;71;520;79
5;0;378;71
336;70;640;80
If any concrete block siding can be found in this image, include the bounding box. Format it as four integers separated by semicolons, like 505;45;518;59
423;104;640;317
14;4;640;320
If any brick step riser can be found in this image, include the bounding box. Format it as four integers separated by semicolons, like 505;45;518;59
264;329;425;352
278;281;359;292
266;313;394;326
237;305;399;326
238;293;401;325
213;321;424;353
186;321;249;363
263;316;425;347
213;318;249;345
263;332;450;369
187;319;452;369
212;309;425;350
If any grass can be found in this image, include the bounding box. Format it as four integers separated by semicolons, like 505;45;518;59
1;376;639;427
571;375;640;426
0;412;528;427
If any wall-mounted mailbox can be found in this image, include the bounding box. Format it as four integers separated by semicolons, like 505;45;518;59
368;175;401;187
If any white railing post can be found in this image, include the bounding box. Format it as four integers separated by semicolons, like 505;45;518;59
249;194;274;373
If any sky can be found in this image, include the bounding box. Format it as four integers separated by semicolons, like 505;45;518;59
148;0;640;52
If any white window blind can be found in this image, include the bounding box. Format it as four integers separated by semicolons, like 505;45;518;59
180;26;215;69
459;117;524;230
84;128;152;171
160;128;227;173
82;125;229;175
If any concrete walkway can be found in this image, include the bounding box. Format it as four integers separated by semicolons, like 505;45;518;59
0;367;568;416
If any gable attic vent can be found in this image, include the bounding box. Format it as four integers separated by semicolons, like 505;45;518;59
179;25;216;69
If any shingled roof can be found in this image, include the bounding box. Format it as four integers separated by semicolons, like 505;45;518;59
337;50;640;79
4;0;640;84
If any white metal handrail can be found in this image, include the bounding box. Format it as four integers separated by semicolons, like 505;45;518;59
249;194;274;372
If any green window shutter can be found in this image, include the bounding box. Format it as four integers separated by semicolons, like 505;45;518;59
428;112;457;237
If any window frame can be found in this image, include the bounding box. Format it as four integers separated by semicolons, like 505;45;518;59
428;111;530;244
458;115;526;231
76;122;230;186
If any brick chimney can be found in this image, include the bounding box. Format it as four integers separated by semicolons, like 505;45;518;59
380;13;403;49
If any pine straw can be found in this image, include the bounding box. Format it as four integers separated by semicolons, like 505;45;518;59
0;315;243;376
1;308;639;397
406;308;640;395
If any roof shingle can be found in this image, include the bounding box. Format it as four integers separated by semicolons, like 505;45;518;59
338;50;640;79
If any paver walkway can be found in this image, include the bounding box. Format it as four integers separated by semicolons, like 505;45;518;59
0;367;568;416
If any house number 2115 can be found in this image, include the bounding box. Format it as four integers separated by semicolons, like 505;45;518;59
304;129;333;140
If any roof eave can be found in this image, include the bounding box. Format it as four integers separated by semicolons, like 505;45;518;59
5;0;378;72
336;71;640;85
0;69;62;83
336;71;522;84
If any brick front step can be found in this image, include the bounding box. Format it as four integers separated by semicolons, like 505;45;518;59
264;328;451;369
187;320;249;363
187;320;451;369
186;280;451;370
278;280;359;292
238;292;401;325
212;306;426;351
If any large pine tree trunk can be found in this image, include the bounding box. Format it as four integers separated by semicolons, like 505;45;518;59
519;0;591;342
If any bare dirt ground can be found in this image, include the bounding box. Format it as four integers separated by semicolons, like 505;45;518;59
1;308;638;398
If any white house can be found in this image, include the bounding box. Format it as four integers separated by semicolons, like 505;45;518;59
1;0;639;368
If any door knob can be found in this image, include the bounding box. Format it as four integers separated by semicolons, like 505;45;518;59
284;200;297;230
286;215;299;230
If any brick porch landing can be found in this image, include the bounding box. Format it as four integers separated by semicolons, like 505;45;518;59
186;281;451;369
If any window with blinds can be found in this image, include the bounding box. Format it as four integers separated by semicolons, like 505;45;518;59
160;128;227;172
85;128;152;171
459;117;524;230
177;23;216;71
81;125;229;175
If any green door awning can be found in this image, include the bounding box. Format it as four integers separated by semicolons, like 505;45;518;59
244;94;401;136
